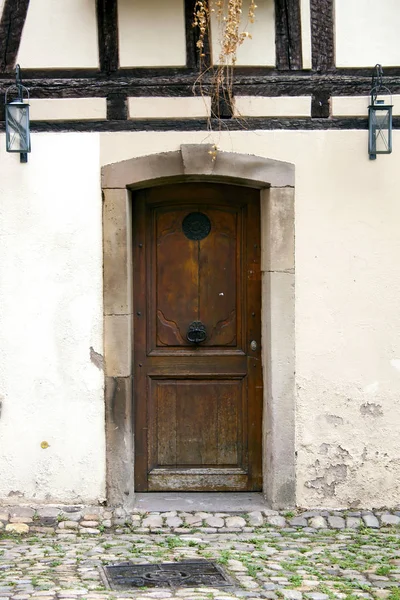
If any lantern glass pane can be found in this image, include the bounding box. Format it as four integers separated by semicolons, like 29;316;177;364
5;103;31;153
368;105;392;155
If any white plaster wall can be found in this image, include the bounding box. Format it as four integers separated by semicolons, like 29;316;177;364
101;128;400;509
29;99;107;121
210;0;275;66
118;0;186;67
128;97;211;119
0;133;105;503
332;95;400;117
0;0;5;21
300;0;312;69
335;0;400;67
234;96;311;117
17;0;99;68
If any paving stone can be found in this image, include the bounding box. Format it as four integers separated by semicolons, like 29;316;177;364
5;523;29;534
305;595;330;600
9;517;33;524
8;507;35;518
165;517;183;528
282;591;303;600
247;511;264;526
309;516;327;529
267;516;287;527
328;516;345;529
62;512;82;522
58;521;79;530
142;515;163;528
289;517;308;527
79;527;100;534
363;514;380;528
380;514;400;525
36;507;62;519
80;521;99;528
204;516;224;528
346;517;362;528
226;516;246;528
184;515;202;526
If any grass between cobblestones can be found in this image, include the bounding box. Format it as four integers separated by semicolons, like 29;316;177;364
0;526;399;600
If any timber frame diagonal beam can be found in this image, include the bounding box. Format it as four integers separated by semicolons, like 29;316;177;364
0;0;30;73
274;0;303;70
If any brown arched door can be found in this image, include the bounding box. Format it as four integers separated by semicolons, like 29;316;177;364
133;183;262;491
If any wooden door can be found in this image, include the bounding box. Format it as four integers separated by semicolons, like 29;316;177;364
133;183;262;491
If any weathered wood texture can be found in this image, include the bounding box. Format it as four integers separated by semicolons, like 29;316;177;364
185;0;211;69
1;73;399;99
275;0;303;70
2;66;400;81
134;183;262;492
0;0;30;72
107;93;127;120
310;0;334;71
211;88;234;119
96;0;119;74
311;92;330;118
0;116;386;132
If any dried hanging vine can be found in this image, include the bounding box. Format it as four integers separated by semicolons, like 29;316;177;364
193;0;257;134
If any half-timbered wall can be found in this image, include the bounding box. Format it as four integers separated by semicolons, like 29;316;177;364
210;0;276;66
17;0;99;68
335;0;400;67
0;0;400;507
118;0;186;67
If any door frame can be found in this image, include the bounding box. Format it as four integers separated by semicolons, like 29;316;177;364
102;144;295;509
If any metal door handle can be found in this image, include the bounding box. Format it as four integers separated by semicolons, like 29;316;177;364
187;321;207;344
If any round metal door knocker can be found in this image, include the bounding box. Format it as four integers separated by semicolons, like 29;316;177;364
182;212;211;241
186;321;207;344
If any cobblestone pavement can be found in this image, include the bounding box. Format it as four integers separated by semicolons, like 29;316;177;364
0;514;399;600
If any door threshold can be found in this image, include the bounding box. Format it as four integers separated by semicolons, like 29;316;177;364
132;492;269;512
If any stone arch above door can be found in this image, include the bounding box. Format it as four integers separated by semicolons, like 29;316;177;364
102;145;295;509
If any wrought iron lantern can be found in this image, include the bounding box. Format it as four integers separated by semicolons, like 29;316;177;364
368;64;392;160
5;64;31;163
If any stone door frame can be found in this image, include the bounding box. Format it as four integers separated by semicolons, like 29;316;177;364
101;144;295;509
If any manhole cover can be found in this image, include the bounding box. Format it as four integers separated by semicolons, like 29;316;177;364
102;560;233;589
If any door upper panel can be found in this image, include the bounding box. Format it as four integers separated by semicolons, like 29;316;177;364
149;202;245;353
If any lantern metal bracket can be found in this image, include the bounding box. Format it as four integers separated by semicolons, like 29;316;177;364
5;64;30;163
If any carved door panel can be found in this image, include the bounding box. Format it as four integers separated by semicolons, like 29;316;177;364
133;183;262;491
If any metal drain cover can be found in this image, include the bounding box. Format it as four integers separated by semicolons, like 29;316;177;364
102;560;232;589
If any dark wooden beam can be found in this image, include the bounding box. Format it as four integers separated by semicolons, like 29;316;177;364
211;88;234;119
0;0;30;73
310;0;334;71
275;0;303;70
107;93;127;120
96;0;119;74
1;65;400;82
0;72;397;99
0;116;380;132
185;0;211;69
311;92;330;118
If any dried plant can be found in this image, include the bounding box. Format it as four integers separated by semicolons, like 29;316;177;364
193;0;257;136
